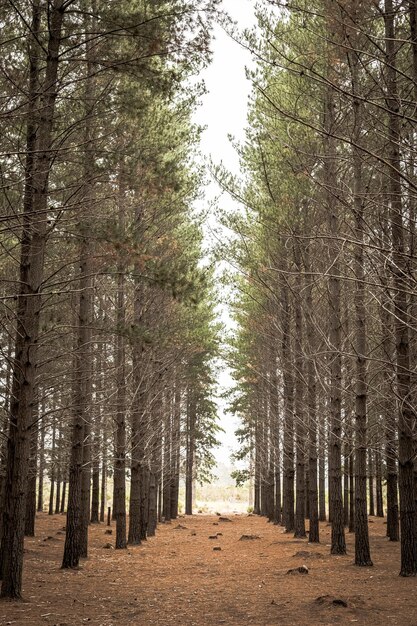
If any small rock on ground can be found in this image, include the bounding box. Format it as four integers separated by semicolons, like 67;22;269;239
315;595;348;607
293;550;322;559
286;565;309;575
239;534;261;541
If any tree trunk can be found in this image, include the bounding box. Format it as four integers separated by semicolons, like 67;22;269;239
185;391;196;516
37;410;45;513
270;354;281;525
350;39;372;564
60;481;66;514
380;235;399;541
100;447;106;523
294;242;306;538
128;277;145;544
49;420;56;516
1;1;65;598
349;451;355;533
343;444;349;527
282;282;295;533
305;244;319;543
25;420;38;536
254;418;261;516
90;447;100;524
384;0;417;575
55;427;62;515
147;471;157;536
324;75;346;556
170;381;181;520
368;450;375;517
114;185;127;547
318;426;326;522
61;8;96;566
128;389;143;543
375;449;384;518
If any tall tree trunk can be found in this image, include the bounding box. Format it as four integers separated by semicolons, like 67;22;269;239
270;353;281;525
114;180;127;547
349;38;372;564
343;443;349;527
60;481;66;514
349;451;355;533
62;234;93;566
368;450;375;517
163;391;172;522
37;414;45;513
25;417;38;536
282;282;295;533
128;365;144;543
170;380;181;520
100;451;106;524
380;228;399;541
90;444;100;524
352;125;372;563
55;426;63;515
49;419;56;516
61;6;96;566
324;74;346;555
90;337;102;525
318;422;326;522
305;243;319;543
78;18;96;558
384;0;417;575
147;380;160;538
294;242;306;538
254;416;261;516
260;409;268;518
185;390;196;515
375;449;384;518
147;470;157;536
1;1;65;598
128;274;145;543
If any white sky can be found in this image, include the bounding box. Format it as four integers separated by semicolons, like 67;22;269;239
192;0;257;467
194;0;256;174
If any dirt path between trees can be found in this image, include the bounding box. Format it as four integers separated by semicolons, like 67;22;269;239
1;513;417;626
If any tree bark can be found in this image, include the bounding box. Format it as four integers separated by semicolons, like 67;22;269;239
294;241;306;539
305;243;319;543
282;282;295;533
1;1;65;598
350;38;372;564
114;176;127;548
384;0;417;575
49;420;56;516
25;418;38;536
37;406;45;513
185;390;196;516
324;75;346;555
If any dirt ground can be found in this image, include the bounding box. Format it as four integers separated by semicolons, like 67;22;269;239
1;513;417;626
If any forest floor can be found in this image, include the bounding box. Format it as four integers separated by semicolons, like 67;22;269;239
1;513;417;626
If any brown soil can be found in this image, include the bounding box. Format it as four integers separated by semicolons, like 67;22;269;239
1;513;417;626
